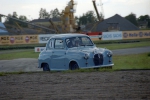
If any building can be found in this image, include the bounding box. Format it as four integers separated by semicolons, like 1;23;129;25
29;17;62;27
85;14;139;32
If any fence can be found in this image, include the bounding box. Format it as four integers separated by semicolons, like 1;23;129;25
0;30;150;45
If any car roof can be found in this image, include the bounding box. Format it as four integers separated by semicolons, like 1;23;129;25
51;33;88;39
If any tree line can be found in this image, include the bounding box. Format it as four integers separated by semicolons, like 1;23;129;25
4;12;28;27
4;8;150;28
125;13;150;28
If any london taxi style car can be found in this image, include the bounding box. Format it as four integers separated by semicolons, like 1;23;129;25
38;34;114;71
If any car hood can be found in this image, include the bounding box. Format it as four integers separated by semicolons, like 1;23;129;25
68;46;107;54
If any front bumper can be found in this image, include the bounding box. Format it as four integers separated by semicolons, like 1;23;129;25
81;63;114;69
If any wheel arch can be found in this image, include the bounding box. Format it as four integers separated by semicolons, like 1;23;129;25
69;60;79;70
41;62;50;71
41;62;49;68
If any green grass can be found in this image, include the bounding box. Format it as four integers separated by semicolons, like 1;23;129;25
97;41;150;50
0;71;25;76
0;50;39;60
63;68;113;73
0;44;46;50
93;38;150;50
0;71;42;76
113;53;150;70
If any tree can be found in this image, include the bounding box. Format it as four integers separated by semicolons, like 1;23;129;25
12;12;18;18
74;16;79;25
39;8;50;19
4;12;28;28
86;11;97;23
137;15;150;28
78;11;97;25
4;14;12;24
49;8;60;18
125;13;138;26
137;15;150;21
18;15;28;27
19;15;27;21
4;12;19;25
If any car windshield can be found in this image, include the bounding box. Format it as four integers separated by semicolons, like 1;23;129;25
66;36;93;48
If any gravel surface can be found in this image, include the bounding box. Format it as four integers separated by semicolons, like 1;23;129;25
0;58;42;72
0;70;150;100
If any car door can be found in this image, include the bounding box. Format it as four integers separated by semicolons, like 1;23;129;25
46;38;54;69
51;39;66;70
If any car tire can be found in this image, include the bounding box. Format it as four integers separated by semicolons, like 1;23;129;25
42;63;50;71
70;62;79;70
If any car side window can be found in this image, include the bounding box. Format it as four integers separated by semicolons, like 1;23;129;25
81;37;93;45
47;39;54;50
54;39;64;49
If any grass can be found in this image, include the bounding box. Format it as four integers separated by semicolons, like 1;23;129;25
0;44;46;50
96;41;150;50
0;71;24;76
63;68;113;73
113;53;150;70
0;71;43;76
93;38;150;50
0;50;39;60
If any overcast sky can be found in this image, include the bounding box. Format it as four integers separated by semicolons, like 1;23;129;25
0;0;150;22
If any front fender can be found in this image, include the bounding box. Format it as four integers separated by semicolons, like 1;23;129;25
38;51;52;68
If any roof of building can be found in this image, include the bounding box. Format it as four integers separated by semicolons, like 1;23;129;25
85;14;140;32
30;17;61;23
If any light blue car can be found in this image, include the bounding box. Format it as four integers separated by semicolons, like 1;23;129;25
38;34;114;71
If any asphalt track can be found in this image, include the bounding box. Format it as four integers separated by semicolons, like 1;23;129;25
0;46;150;72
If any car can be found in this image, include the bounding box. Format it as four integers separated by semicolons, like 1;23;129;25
38;34;114;71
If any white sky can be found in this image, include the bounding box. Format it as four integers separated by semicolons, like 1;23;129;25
0;0;150;22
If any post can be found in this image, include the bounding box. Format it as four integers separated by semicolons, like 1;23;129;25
0;15;2;22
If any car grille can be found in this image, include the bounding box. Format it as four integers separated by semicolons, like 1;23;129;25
93;53;103;66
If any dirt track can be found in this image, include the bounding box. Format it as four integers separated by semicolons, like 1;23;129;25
0;70;150;100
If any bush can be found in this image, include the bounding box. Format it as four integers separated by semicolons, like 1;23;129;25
148;53;150;57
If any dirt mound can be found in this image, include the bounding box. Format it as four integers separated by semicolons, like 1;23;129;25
0;70;150;100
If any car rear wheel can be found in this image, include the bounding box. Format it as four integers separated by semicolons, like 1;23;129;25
70;62;79;70
42;63;50;71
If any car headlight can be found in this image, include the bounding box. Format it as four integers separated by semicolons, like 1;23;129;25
107;51;112;57
84;53;89;60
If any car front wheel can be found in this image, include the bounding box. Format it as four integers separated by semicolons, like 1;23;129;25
70;62;79;70
42;63;50;71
